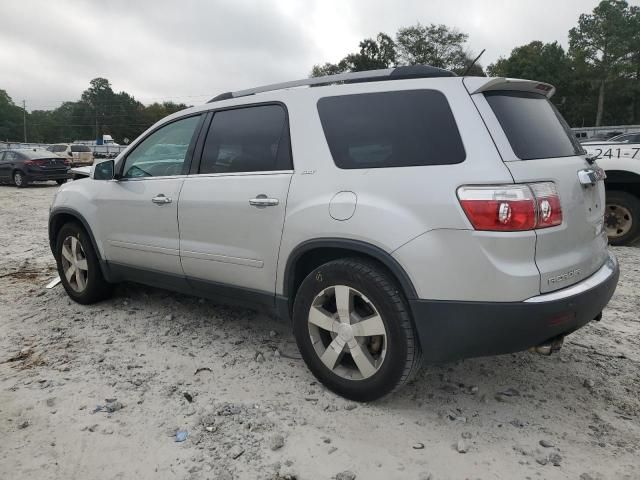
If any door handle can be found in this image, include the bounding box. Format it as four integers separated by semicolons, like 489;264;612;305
152;194;172;205
249;194;279;207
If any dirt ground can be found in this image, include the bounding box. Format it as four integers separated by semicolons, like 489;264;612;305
0;183;639;480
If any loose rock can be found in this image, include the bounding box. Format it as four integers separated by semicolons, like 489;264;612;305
336;471;356;480
269;433;285;451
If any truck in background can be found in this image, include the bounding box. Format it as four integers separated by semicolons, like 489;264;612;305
582;141;640;246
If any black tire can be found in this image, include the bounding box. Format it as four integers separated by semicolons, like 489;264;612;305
605;190;640;246
13;170;27;188
292;258;421;402
55;222;113;304
56;179;68;185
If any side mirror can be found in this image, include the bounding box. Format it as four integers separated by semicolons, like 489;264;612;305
93;160;115;180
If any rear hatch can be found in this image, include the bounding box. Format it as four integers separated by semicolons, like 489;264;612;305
465;78;609;293
70;145;94;165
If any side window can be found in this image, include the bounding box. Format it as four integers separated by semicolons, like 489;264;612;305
317;90;466;169
0;151;5;161
122;115;201;178
199;105;291;174
4;152;16;161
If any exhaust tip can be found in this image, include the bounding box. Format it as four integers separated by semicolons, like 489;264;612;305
529;336;564;356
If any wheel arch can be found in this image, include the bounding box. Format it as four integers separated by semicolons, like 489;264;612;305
280;238;418;320
605;170;640;198
49;207;110;279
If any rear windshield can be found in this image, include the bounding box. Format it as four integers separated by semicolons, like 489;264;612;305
485;91;583;160
71;145;91;152
317;90;466;169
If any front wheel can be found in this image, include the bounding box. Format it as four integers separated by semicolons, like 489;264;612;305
56;179;68;185
605;190;640;246
13;171;27;188
292;258;421;402
55;223;113;304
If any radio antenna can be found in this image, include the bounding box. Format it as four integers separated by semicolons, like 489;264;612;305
463;49;486;76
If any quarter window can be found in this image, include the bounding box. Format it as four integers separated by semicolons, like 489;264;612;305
122;115;201;178
317;90;466;169
199;105;291;174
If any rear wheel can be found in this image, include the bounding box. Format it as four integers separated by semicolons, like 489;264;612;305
55;223;113;304
56;179;67;185
292;258;421;402
13;170;27;188
605;190;640;246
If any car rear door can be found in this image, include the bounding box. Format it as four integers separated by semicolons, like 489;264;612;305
178;104;293;300
467;80;608;293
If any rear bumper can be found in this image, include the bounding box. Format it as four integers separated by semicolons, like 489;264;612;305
26;171;71;181
410;251;619;363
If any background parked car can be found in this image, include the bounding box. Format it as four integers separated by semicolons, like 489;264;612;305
606;132;640;143
0;148;70;187
46;143;94;166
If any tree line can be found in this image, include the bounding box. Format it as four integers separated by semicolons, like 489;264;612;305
312;0;640;128
0;78;188;144
2;0;639;144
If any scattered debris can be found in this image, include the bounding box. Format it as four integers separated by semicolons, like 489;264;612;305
175;430;188;442
539;439;554;448
335;471;356;480
228;445;245;459
194;367;213;375
456;439;468;453
45;276;61;289
412;442;425;450
269;433;285;451
183;392;193;403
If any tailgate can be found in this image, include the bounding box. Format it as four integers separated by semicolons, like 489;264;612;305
465;78;609;293
506;157;608;292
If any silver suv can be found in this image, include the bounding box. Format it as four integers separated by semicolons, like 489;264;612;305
49;66;619;401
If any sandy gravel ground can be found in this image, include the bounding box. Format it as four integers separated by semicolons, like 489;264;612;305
0;183;639;480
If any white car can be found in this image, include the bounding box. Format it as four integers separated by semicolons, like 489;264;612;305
46;143;94;167
49;66;619;401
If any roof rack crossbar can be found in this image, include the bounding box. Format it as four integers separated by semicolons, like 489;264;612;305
208;65;455;103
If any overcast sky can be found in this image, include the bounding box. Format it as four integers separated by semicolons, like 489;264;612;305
0;0;632;111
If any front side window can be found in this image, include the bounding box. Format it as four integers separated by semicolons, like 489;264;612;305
199;104;291;174
122;115;201;178
317;90;466;169
485;91;583;160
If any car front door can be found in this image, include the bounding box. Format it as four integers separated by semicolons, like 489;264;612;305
178;104;293;301
94;114;204;277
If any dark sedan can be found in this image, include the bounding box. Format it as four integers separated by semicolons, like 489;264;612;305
0;148;71;187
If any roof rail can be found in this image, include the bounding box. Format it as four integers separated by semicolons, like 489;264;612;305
208;65;456;103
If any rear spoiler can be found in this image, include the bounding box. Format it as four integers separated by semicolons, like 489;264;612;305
463;77;556;99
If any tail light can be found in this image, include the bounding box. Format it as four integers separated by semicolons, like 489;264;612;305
529;182;563;228
457;182;562;231
24;159;47;167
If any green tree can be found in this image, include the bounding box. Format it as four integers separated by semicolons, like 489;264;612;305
569;0;640;126
311;24;484;78
396;23;481;74
0;89;24;141
311;33;397;77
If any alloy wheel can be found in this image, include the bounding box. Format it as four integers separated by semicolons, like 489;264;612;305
307;285;387;380
60;236;89;292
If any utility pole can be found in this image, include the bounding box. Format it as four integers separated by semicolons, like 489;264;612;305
22;100;27;142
